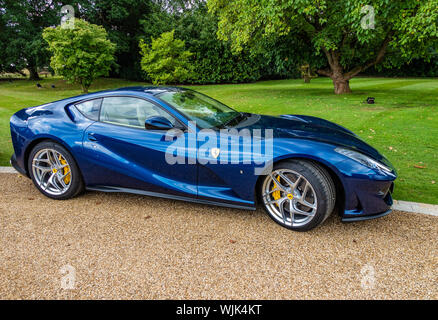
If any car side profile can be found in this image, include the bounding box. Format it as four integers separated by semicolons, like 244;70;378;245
10;87;397;231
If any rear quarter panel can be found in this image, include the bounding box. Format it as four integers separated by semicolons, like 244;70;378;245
10;101;94;175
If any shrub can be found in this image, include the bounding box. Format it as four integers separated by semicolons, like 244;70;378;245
42;19;116;93
139;30;194;85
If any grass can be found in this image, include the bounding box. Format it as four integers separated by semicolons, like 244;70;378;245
0;76;437;204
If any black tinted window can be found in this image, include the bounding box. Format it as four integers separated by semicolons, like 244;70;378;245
75;99;101;121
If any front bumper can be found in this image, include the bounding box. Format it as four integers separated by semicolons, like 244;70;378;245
341;178;395;221
10;153;28;176
342;208;392;222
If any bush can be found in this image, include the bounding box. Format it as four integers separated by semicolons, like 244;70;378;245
172;8;264;84
139;30;194;85
42;19;116;93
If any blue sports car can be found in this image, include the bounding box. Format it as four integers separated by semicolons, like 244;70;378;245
10;87;397;231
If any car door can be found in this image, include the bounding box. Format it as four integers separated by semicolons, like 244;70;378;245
196;129;262;208
81;96;198;198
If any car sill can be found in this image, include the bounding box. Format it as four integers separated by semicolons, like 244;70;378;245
86;185;256;211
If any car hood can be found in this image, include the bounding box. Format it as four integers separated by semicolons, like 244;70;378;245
236;113;388;163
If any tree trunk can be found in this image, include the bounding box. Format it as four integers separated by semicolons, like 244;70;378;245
316;68;353;94
81;83;89;93
28;65;40;81
310;27;394;95
317;49;353;94
333;78;351;94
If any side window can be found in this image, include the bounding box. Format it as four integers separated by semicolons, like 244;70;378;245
75;99;102;121
100;97;177;129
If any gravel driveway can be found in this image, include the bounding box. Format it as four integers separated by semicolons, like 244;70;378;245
0;173;436;299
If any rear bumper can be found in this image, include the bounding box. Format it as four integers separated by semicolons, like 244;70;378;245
10;153;28;177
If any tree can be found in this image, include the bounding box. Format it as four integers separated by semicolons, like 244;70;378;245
43;19;116;93
79;0;157;80
208;0;438;94
0;0;75;80
171;3;263;83
139;1;304;84
139;30;194;85
0;1;9;73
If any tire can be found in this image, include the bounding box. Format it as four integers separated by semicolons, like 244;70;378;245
28;141;84;200
260;159;336;231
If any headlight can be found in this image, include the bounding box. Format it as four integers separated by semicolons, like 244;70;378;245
335;147;392;173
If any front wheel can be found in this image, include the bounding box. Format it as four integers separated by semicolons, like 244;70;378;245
260;160;336;231
28;141;84;200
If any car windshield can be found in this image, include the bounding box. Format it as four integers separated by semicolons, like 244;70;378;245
157;90;242;129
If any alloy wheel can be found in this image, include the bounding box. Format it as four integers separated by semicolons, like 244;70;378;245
31;148;72;196
262;169;318;227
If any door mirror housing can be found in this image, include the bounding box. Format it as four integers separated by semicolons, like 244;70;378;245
145;116;174;130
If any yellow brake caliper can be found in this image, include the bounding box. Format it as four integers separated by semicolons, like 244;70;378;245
272;176;282;205
59;155;71;185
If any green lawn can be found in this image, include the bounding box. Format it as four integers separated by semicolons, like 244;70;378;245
0;76;437;204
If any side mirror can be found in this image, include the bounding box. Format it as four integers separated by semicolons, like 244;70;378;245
145;116;174;130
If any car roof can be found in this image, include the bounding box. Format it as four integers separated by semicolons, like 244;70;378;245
114;86;187;96
29;86;188;110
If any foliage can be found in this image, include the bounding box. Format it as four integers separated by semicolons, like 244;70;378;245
0;0;73;79
140;2;303;84
171;6;262;84
2;0;437;85
78;0;156;81
366;48;438;77
42;19;116;93
208;0;438;93
139;30;194;85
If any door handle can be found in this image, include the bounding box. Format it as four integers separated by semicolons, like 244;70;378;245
88;132;98;141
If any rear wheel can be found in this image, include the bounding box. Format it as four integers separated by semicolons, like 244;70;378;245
260;160;336;231
28;141;84;200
